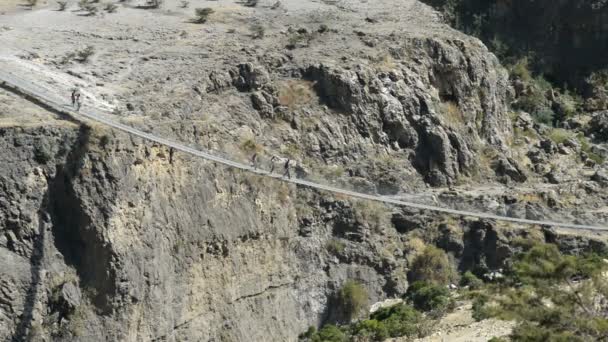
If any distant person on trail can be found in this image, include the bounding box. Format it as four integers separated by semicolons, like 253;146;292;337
250;152;258;170
75;92;82;111
269;156;278;174
71;89;77;106
282;159;291;179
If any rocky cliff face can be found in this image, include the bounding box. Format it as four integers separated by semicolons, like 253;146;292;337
2;120;602;341
422;0;608;87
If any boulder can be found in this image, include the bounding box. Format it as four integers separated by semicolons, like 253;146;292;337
588;111;608;141
492;156;527;183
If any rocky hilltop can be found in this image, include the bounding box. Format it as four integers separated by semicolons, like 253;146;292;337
1;0;607;341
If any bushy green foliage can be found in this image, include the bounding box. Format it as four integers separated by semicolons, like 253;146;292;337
351;319;388;341
370;303;424;338
548;128;572;145
460;271;483;289
349;303;425;341
299;326;316;339
310;325;347;342
471;242;608;341
409;246;456;286
312;303;427;342
405;281;453;313
338;280;368;320
510;322;584;342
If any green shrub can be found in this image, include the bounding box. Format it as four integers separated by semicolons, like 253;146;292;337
488;337;508;342
409;246;456;286
338;280;368;320
471;295;492;321
511;322;584;342
352;319;389;341
471;242;608;340
577;134;606;164
370;303;424;338
34;143;52;164
530;108;554;125
587;152;605;165
310;325;347;342
460;271;484;289
405;281;453;313
548;128;573;145
299;326;316;339
511;58;532;83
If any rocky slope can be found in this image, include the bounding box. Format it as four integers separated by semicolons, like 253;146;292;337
1;0;608;341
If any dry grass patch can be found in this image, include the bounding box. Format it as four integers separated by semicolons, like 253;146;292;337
372;53;397;72
240;138;262;154
354;200;391;233
517;192;542;203
276;183;291;204
548;128;573;144
441;101;465;127
278;80;316;109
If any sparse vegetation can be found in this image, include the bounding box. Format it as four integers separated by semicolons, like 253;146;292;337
460;271;483;289
243;0;258;7
355;303;427;340
145;0;162;8
104;3;117;13
240;138;262;154
249;23;265;39
372;53;397;72
469;241;608;341
57;1;67;10
338;280;369;321
326;239;345;255
353;200;391;233
548;128;572;144
405;281;454;314
409;245;457;286
310;325;347;342
76;45;95;63
79;0;98;15
34;143;52;164
180;0;189;8
577;133;606;164
441;101;464;127
193;7;214;24
278;80;316;109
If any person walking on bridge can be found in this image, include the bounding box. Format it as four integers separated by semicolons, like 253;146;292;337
282;158;291;179
268;155;278;174
71;89;77;106
250;152;259;170
75;92;82;111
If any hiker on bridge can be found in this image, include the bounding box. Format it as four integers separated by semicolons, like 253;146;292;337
71;89;77;106
283;158;291;179
250;152;259;170
268;155;278;174
75;92;82;111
